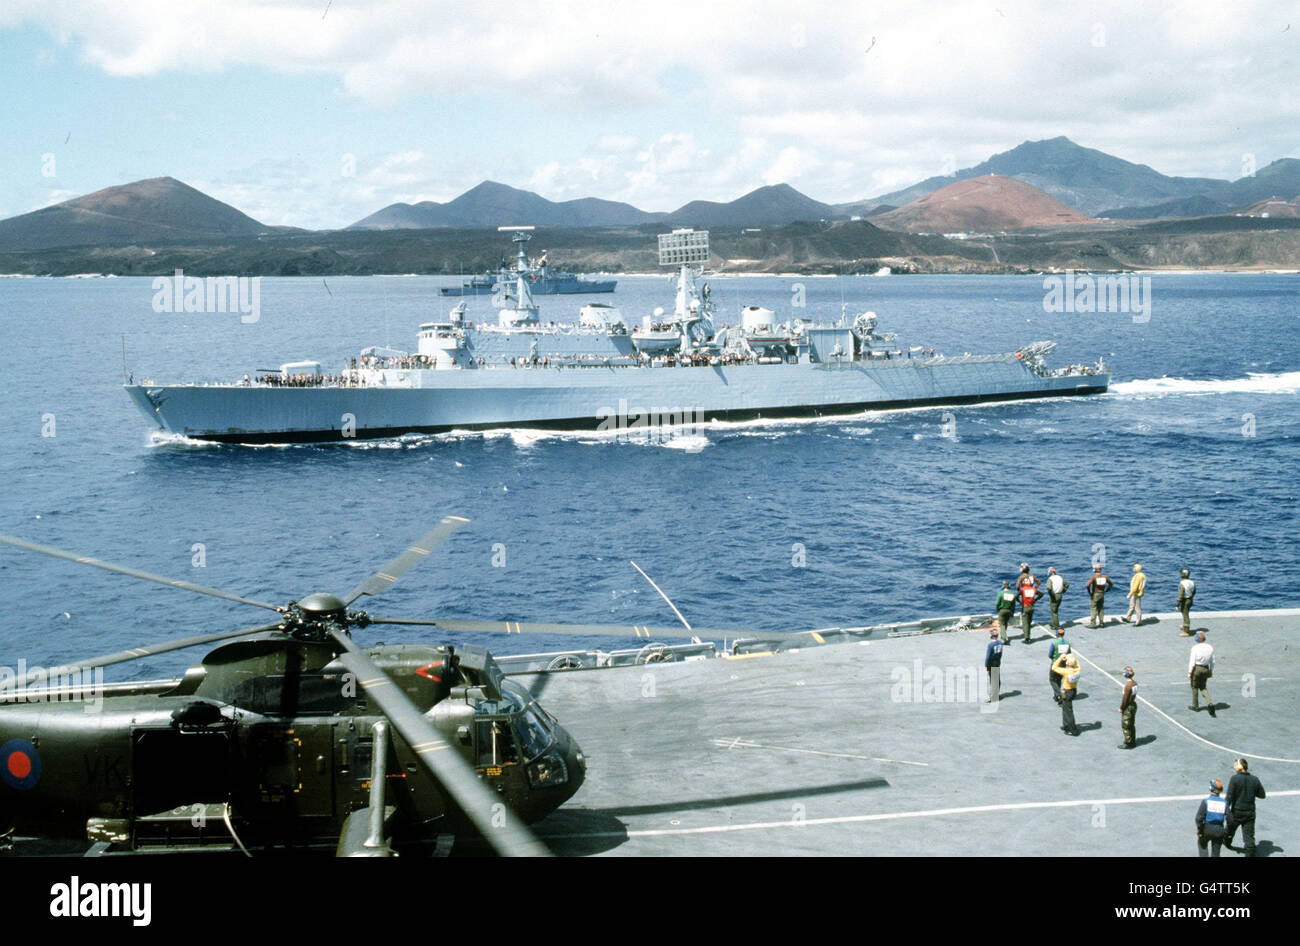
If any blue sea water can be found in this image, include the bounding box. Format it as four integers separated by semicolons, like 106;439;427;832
0;272;1297;681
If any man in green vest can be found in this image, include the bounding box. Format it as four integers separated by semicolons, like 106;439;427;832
1086;563;1114;627
994;581;1016;644
1118;666;1138;749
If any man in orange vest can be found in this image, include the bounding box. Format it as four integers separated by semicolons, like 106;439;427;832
1086;563;1114;628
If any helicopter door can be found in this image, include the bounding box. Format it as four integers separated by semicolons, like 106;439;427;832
131;728;231;817
238;722;337;843
475;719;520;769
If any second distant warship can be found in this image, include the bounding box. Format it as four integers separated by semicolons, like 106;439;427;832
125;229;1109;443
440;227;617;296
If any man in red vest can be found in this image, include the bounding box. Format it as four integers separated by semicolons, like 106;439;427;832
1015;564;1040;643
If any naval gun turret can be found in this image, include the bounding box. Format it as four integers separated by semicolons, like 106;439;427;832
852;310;896;351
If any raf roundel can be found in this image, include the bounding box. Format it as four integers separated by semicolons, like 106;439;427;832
1;738;42;791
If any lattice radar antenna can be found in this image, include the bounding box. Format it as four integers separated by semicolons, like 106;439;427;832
657;228;710;267
657;229;711;323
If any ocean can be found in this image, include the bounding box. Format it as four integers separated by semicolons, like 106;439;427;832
0;272;1296;680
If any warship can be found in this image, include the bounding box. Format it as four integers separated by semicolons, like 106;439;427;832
125;229;1109;444
439;226;617;296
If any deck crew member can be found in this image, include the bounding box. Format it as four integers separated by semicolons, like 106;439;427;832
1052;650;1082;736
994;581;1016;644
1187;632;1215;717
1048;629;1070;704
1015;565;1039;643
984;630;1003;703
1045;567;1067;629
1224;759;1266;856
1176;569;1196;635
1196;779;1228;857
1117;666;1138;749
1122;563;1146;626
1086;564;1113;627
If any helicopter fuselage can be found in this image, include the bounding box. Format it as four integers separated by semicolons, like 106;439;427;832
0;636;585;854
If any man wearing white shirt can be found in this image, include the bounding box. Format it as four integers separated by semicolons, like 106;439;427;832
1046;567;1067;630
1188;631;1216;717
1177;569;1197;636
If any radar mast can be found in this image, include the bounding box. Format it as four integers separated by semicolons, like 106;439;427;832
657;228;712;327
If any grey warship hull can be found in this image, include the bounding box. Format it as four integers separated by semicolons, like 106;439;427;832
126;357;1107;444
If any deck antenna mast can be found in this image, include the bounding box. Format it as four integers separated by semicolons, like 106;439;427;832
499;225;536;276
630;560;702;645
493;226;540;325
657;228;713;348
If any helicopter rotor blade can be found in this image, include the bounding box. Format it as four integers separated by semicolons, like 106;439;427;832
341;516;469;607
328;629;550;857
4;622;284;689
368;617;806;640
0;534;283;613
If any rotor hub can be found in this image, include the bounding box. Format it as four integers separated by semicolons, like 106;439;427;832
298;593;347;616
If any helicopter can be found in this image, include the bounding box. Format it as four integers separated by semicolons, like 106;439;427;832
0;517;780;857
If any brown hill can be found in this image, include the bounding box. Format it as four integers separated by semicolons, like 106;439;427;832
873;174;1096;232
0;177;269;251
1233;196;1300;218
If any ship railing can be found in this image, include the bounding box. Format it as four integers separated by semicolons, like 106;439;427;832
495;642;719;673
476;322;620;336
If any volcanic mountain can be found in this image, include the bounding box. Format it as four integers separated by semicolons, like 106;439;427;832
663;183;837;227
0;177;270;251
1102;159;1300;219
350;180;839;230
349;180;662;229
840;137;1227;217
871;175;1097;232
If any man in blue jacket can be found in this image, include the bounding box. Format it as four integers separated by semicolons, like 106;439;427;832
1047;628;1070;704
984;630;1003;703
1196;779;1228;857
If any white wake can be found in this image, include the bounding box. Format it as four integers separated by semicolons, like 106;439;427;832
1110;371;1300;398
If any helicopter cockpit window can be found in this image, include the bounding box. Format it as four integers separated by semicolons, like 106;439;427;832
513;706;554;762
228;672;355;716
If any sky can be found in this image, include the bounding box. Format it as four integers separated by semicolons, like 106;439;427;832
1;1;1296;229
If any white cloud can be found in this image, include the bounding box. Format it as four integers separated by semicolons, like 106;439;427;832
40;188;78;208
3;0;1295;218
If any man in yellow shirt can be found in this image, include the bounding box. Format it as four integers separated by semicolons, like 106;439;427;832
1052;651;1082;736
1122;563;1147;626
